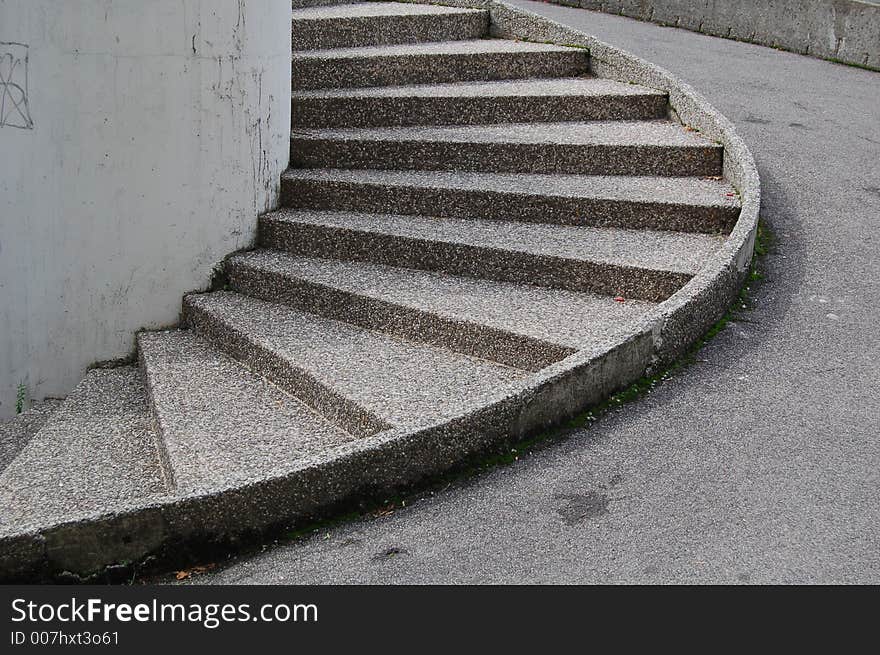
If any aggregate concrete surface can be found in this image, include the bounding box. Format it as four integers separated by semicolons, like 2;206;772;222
191;1;879;584
229;250;655;348
183;291;527;428
291;38;590;90
0;400;62;474
264;208;723;273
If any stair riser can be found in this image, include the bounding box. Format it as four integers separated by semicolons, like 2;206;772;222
260;218;692;302
292;50;589;90
182;299;393;438
291;93;669;128
227;261;575;372
292;12;489;51
280;178;738;233
290;138;724;177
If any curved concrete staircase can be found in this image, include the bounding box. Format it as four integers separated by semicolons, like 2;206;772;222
0;1;758;580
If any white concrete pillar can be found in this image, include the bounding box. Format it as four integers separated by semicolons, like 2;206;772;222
0;0;292;416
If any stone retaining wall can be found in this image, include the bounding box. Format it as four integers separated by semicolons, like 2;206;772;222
545;0;880;69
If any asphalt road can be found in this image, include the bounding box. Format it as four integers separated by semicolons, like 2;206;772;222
190;1;880;584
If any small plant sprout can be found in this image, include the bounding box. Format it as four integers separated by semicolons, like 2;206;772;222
16;383;26;414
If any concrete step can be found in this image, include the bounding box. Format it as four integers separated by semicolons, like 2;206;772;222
138;331;358;495
281;168;740;233
227;250;657;371
259;209;724;302
292;0;358;9
291;120;723;176
292;39;589;90
182;291;527;431
291;2;488;51
0;368;166;536
0;399;62;475
291;76;668;127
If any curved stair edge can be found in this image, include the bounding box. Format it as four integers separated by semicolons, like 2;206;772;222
0;0;760;582
487;0;760;367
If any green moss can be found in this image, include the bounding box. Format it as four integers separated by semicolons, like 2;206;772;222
826;57;879;73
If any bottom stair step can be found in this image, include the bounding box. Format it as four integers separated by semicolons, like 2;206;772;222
181;291;528;432
0;368;166;535
0;399;62;475
138;330;357;496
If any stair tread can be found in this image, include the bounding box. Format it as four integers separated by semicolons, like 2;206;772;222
291;1;484;20
262;208;724;275
231;250;656;347
0;399;62;474
293;75;663;99
293;119;719;149
0;368;166;534
294;38;583;60
292;0;358;8
291;2;488;51
281;168;739;210
291;37;589;91
139;331;356;495
185;291;528;428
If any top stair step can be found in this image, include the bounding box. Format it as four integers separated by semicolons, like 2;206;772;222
292;39;590;90
291;2;489;51
292;0;363;8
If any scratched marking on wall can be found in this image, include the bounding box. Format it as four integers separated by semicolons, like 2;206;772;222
0;42;34;129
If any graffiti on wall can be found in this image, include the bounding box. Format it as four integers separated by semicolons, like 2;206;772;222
0;42;34;129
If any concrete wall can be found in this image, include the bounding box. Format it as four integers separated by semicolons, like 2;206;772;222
547;0;880;69
0;0;292;417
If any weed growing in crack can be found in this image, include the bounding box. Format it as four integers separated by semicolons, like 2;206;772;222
15;383;26;415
